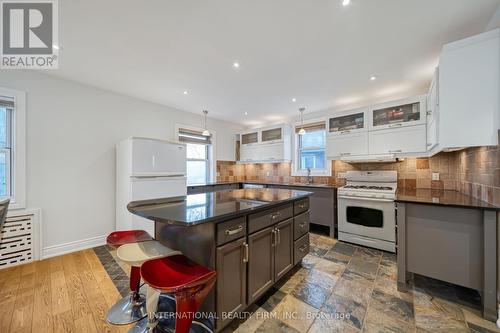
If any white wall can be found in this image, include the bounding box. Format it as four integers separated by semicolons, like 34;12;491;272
0;71;242;256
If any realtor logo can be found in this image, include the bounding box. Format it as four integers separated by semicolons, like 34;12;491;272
1;0;58;69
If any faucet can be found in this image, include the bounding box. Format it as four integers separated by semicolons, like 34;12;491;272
306;168;313;184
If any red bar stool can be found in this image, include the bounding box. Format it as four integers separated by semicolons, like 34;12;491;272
130;255;216;333
105;230;160;325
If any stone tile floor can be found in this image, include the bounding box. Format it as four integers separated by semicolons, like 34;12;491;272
221;233;500;333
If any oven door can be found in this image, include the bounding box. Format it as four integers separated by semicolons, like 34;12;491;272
338;195;395;242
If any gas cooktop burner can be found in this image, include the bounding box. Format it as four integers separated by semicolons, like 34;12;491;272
344;185;393;190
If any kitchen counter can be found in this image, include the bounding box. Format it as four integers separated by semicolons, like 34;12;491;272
128;188;312;226
396;188;499;211
188;180;341;189
127;188;313;331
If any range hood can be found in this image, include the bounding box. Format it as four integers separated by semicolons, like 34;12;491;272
340;154;397;163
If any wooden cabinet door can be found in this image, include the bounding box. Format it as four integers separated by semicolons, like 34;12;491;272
248;227;274;303
216;237;247;328
274;218;294;281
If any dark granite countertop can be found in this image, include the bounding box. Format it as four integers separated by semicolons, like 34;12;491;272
187;180;340;189
396;189;500;211
128;188;313;226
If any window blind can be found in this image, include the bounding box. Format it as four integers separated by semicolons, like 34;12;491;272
295;121;326;133
0;96;14;108
178;128;212;145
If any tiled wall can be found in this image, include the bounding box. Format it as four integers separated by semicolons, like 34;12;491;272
217;142;499;205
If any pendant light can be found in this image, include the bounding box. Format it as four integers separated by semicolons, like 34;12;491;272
298;107;306;135
202;110;210;136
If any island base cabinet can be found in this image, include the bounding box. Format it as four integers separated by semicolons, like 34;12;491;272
274;219;294;281
294;233;310;265
216;237;247;329
247;227;275;304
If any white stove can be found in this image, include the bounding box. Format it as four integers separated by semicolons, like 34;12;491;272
337;171;397;252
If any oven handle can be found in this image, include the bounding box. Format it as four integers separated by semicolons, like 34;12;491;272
338;195;394;203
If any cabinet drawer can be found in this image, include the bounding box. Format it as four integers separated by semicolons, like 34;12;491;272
294;233;310;265
217;217;247;246
294;212;310;240
294;199;309;215
248;204;293;234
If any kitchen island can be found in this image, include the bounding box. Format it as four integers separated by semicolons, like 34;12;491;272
128;188;313;331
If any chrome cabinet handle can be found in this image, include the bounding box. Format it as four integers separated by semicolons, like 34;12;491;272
299;245;308;253
271;229;277;247
276;228;281;245
389;149;402;153
225;225;243;235
299;203;306;209
426;111;432;116
242;242;249;262
389;123;403;128
299;222;306;228
340;130;351;135
340;152;351;156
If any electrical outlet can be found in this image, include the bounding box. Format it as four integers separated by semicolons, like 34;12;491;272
432;172;440;181
266;171;270;177
337;172;347;179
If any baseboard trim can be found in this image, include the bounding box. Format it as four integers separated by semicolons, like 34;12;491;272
42;235;107;259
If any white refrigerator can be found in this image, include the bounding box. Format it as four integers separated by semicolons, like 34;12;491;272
116;137;187;236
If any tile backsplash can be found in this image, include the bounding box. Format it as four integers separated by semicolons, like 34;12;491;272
217;141;499;206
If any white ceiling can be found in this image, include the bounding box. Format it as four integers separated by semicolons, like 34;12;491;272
50;0;499;126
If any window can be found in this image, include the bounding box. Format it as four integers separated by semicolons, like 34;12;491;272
186;143;209;185
0;98;13;198
177;126;213;185
292;120;331;176
0;87;26;210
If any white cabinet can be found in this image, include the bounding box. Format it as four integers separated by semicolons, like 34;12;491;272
426;69;439;150
327;132;369;158
437;28;499;149
260;143;284;161
369;95;426;131
328;108;368;136
238;124;291;163
369;125;427;155
240;145;260;162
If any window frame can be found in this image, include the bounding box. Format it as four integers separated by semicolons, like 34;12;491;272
186;143;210;185
0;87;26;210
175;123;216;184
291;117;331;177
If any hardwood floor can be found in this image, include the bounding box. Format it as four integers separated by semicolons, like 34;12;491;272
0;249;132;333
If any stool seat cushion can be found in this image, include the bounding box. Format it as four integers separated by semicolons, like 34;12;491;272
141;255;216;291
116;240;181;267
106;230;153;248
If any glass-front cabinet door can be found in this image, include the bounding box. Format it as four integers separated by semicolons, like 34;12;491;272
261;127;282;143
328;109;367;136
370;96;426;130
241;132;258;145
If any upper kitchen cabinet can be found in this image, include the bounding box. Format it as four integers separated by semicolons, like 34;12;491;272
369;125;427;155
327;132;369;159
241;131;259;146
261;127;283;143
238;124;291;163
328;108;368;136
436;28;499;151
426;69;439;150
369;96;426;131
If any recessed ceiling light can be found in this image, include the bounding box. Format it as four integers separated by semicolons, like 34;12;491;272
233;62;240;68
342;0;351;6
244;112;248;116
292;98;297;102
183;91;189;95
370;75;378;81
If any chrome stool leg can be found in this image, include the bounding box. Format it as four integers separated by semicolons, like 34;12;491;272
107;266;147;325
